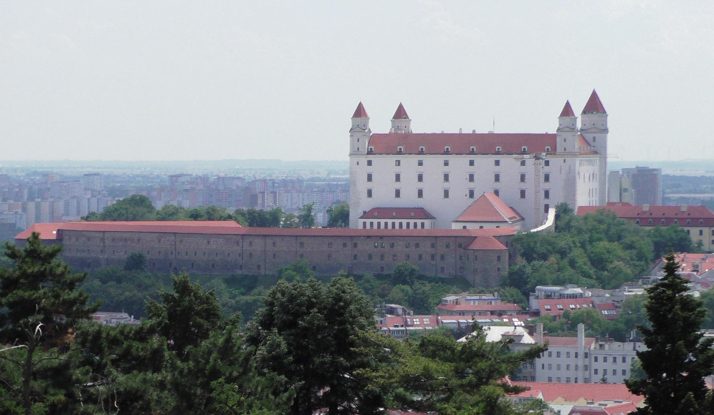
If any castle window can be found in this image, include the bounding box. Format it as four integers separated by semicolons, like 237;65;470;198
444;146;450;153
469;159;474;166
496;146;502;153
544;173;550;183
522;146;528;153
353;254;358;260
520;173;526;182
419;146;425;153
520;189;526;199
273;241;277;247
397;146;403;153
494;174;500;182
648;219;653;224
418;159;423;166
395;189;401;198
446;243;451;248
300;242;305;248
395;173;400;182
545;160;550;166
367;189;372;198
470;146;476;153
417;189;423;198
544;203;550;213
367;173;372;182
544;189;550;199
443;173;449;182
545;146;551;152
444;159;449;166
418;173;423;182
368;147;374;152
395;160;401;166
494;159;500;166
353;242;358;248
443;189;450;199
367;160;372;166
469;173;474;182
635;219;640;224
469;189;475;198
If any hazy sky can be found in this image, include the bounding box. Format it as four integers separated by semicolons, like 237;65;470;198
2;1;713;162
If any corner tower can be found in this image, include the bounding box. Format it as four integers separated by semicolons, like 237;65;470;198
390;103;412;133
580;90;608;204
556;100;578;154
350;102;371;155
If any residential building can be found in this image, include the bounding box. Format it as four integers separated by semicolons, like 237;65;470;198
608;166;662;206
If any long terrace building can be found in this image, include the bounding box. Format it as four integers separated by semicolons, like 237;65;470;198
16;221;518;287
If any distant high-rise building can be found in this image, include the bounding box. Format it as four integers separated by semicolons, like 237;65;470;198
608;166;662;206
82;173;104;191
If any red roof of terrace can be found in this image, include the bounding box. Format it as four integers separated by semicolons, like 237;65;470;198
511;381;644;405
17;222;518;240
455;192;523;223
577;203;714;226
368;133;557;155
465;235;507;250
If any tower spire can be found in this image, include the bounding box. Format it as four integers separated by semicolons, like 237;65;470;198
582;90;607;114
352;102;369;118
560;100;575;117
392;103;410;120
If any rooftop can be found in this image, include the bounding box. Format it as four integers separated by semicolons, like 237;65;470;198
359;207;435;220
512;381;643;405
454;192;523;223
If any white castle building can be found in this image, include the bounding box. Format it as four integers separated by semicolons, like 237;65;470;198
348;90;609;230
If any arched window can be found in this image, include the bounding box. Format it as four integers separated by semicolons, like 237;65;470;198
496;146;502;153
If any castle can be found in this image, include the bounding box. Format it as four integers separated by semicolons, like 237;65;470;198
349;90;609;230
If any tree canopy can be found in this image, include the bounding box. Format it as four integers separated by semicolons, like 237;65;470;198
326;202;349;228
626;253;714;415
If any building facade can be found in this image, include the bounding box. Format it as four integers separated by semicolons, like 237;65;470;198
349;91;608;230
608;166;662;206
17;221;518;286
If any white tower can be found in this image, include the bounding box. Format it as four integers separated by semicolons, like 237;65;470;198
580;90;608;204
390;103;412;133
556;100;578;154
350;102;371;155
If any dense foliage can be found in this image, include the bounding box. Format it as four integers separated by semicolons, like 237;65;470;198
0;239;549;415
82;194;326;228
503;203;695;297
626;253;714;415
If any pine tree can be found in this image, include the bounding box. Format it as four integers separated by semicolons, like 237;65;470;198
626;253;714;415
0;233;99;415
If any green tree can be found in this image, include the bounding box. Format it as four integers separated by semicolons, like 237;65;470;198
298;203;315;228
626;253;714;415
246;277;388;415
650;225;696;258
281;212;300;228
157;204;187;221
276;259;314;282
145;273;224;362
124;252;148;272
0;233;99;414
97;194;157;221
392;261;419;287
325;202;349;228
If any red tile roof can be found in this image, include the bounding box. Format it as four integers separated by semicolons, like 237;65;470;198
512;381;644;405
454;192;523;223
368;133;556;155
392;103;409;119
465;235;507;251
560;100;575;117
437;303;523;312
568;402;639;415
537;298;595;318
664;253;714;275
15;221;242;240
596;302;619;320
16;222;518;240
352;102;369;118
582;90;607;114
359;207;435;220
542;336;596;348
576;204;714;227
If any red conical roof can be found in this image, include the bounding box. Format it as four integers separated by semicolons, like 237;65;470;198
559;100;575;117
352;102;369;118
582;90;607;114
392;103;410;120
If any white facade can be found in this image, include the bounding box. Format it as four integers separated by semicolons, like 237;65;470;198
348;92;608;230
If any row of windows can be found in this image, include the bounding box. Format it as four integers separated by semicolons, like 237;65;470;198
636;219;711;226
363;221;428;229
366;158;554;167
367;172;550;183
593;369;628;376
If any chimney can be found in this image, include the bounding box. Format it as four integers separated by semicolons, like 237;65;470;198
536;323;544;344
642;204;649;212
577;323;586;383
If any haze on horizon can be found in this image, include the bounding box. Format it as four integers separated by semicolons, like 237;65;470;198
1;1;713;162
